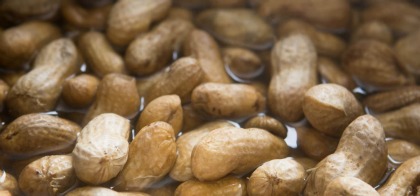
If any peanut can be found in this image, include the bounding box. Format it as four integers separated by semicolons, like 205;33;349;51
243;114;287;138
62;74;100;108
191;127;289;181
0;80;9;111
181;104;208;132
106;0;172;46
304;115;387;195
268;34;317;122
67;187;150;196
78;31;126;77
61;0;112;30
302;84;364;137
0;113;80;159
317;57;356;90
76;0;114;8
166;7;193;21
351;21;393;45
0;171;19;195
175;176;246;196
6;38;81;117
0;71;25;87
363;86;420;113
247;158;305;196
209;0;247;8
170;120;235;181
196;8;274;50
296;126;338;160
146;183;177;196
222;47;264;81
18;155;76;196
324;176;379;196
291;157;318;170
0;21;61;69
387;139;420;163
83;73;140;125
136;95;183;135
0;0;60;23
191;83;266;119
395;30;420;78
73;113;130;184
173;0;207;9
114;121;176;191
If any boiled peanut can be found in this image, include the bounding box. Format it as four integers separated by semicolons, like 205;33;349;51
114;121;176;191
78;31;126;77
107;0;172;46
324;176;379;196
387;139;420;163
170;120;235;181
351;21;393;45
175;176;246;196
62;74;99;108
166;7;193;21
0;113;80;159
243;114;287;138
18;155;76;196
317;57;356;90
191;82;266;119
61;0;112;30
0;21;61;69
146;183;177;196
277;19;346;58
222;47;264;81
247;158;305;196
67;186;150;196
191;127;289;181
125;18;193;76
0;0;60;23
268;34;317;122
304;115;388;195
395;30;420;77
83;73;140;125
197;8;274;50
0;80;9;111
296;126;338;160
303;84;364;137
0;171;19;195
378;155;420;195
183;29;231;83
136;95;183;135
363;86;420;113
73;113;130;184
181;104;208;132
6;38;81;117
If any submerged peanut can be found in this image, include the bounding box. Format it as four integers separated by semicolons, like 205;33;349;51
243;114;287;138
395;30;420;78
317;57;356;90
222;47;263;80
296;126;338;160
61;0;112;30
62;74;100;108
175;176;246;196
1;0;60;23
67;187;150;196
363;86;420;113
0;171;19;195
191;127;289;181
181;104;208;131
387;139;420;163
0;80;9;111
351;21;393;45
324;177;379;196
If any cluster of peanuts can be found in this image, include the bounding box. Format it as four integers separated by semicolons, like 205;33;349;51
0;0;420;195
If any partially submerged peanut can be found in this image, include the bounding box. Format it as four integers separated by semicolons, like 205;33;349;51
247;158;305;196
268;34;317;122
304;115;388;195
222;47;264;80
62;74;100;108
363;86;420;113
0;113;80;159
170;120;235;182
317;57;356;90
181;104;208;132
175;176;246;196
191;82;266;119
324;176;379;196
296;126;338;160
0;0;60;23
73;113;130;184
61;0;112;30
67;186;150;196
0;80;9;111
350;21;393;45
191;127;289;181
0;171;19;195
387;139;420;163
18;155;76;196
395;30;420;78
114;121;176;191
243;114;287;138
302;84;364;137
136;95;183;135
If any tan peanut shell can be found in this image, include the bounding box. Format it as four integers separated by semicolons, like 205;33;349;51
191;127;289;181
170;120;235;182
222;47;263;80
197;8;274;50
351;21;393;45
317;57;356;90
248;158;305;196
343;39;413;89
67;187;150;196
0;171;19;195
303;84;364;137
125;19;193;76
277;19;346;58
243;114;287;138
114;121;176;191
181;104;208;132
6;38;80;117
1;0;60;23
18;155;76;196
192;83;266;119
324;177;379;196
376;104;420;143
387;139;420;163
304;115;388;195
0;80;9;111
175;176;246;196
62;74;100;108
363;86;420;113
183;29;231;83
73;113;130;185
291;157;318;170
268;34;317;122
107;0;172;46
136;95;183;135
258;0;351;31
395;30;420;77
0;21;61;69
296;126;338;160
83;73;140;125
61;0;112;30
144;57;203;104
0;113;80;158
166;7;193;21
78;31;126;77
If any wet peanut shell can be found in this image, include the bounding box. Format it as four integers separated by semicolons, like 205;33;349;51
62;74;100;108
387;139;420;163
350;21;393;45
166;7;193;21
191;127;289;181
62;0;112;30
1;0;60;23
317;57;356;90
181;104;208;132
67;186;150;196
324;176;379;196
0;80;9;111
296;126;338;160
175;176;246;196
222;47;263;80
243;115;287;138
395;30;420;77
0;113;81;159
363;86;420;113
0;171;19;195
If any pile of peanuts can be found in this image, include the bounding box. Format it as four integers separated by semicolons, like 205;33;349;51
0;0;420;195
